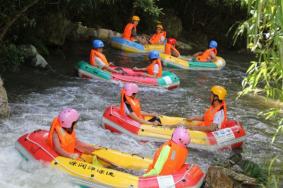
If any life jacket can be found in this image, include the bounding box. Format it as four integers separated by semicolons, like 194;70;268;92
89;49;109;67
149;32;167;44
146;59;163;77
165;43;180;57
200;101;227;128
47;117;76;153
147;140;188;175
196;48;217;62
123;23;137;41
120;89;144;119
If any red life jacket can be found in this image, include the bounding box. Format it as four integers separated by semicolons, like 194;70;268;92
120;89;144;119
147;140;188;175
196;48;217;62
165;43;180;57
123;23;137;41
89;49;109;67
146;59;163;77
200;101;227;128
47;117;76;153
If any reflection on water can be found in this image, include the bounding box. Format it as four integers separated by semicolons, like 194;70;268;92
0;41;282;187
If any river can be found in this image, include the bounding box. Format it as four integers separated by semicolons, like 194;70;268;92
0;41;282;187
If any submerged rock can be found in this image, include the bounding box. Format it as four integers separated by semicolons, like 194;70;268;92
0;78;10;118
204;166;258;188
20;45;48;68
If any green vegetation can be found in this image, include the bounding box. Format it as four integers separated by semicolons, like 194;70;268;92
235;0;283;186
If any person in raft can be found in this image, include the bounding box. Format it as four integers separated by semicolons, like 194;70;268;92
120;83;161;126
165;38;181;57
186;85;227;132
90;39;122;74
122;15;148;44
48;108;100;160
143;127;190;177
133;50;163;78
193;40;218;62
149;24;167;44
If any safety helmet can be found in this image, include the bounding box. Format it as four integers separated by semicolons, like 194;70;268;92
156;24;163;30
209;40;218;48
167;38;176;45
58;108;80;128
124;83;139;96
211;85;227;100
92;39;104;48
148;50;160;60
172;127;190;146
132;15;140;21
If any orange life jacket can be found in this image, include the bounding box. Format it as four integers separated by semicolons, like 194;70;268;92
196;48;217;62
165;43;180;57
89;49;109;67
120;89;144;119
47;117;76;153
147;140;188;175
149;32;167;44
146;59;163;77
200;101;227;128
122;23;137;41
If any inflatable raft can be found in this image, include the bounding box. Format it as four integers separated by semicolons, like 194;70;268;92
111;37;165;53
102;106;246;151
160;54;226;70
77;61;180;90
16;130;205;188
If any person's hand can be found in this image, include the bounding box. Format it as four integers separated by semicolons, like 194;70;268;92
109;62;114;66
70;153;80;160
133;67;138;70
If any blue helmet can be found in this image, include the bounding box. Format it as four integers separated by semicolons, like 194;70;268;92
209;40;218;48
148;50;160;60
92;39;104;48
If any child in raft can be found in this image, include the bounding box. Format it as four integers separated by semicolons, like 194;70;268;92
133;50;163;78
143;127;190;177
120;83;161;126
48;108;100;160
164;38;181;58
186;85;227;132
192;40;218;62
90;39;122;74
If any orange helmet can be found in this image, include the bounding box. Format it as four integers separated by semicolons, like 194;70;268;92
167;38;176;45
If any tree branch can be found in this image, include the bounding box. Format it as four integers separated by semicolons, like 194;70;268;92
0;0;40;42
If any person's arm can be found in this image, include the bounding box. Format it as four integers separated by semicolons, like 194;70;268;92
128;112;156;125
210;51;217;61
187;116;203;121
75;140;100;155
143;145;171;177
133;67;147;72
188;124;217;132
141;111;158;117
193;51;203;57
172;47;180;57
104;65;122;74
53;133;78;159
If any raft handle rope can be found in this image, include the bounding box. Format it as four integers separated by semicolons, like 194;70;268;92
24;131;202;188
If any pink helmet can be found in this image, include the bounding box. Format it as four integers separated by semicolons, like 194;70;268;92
172;127;190;146
124;83;139;96
58;108;80;128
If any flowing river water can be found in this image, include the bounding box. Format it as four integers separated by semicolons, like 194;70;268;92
0;41;282;187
